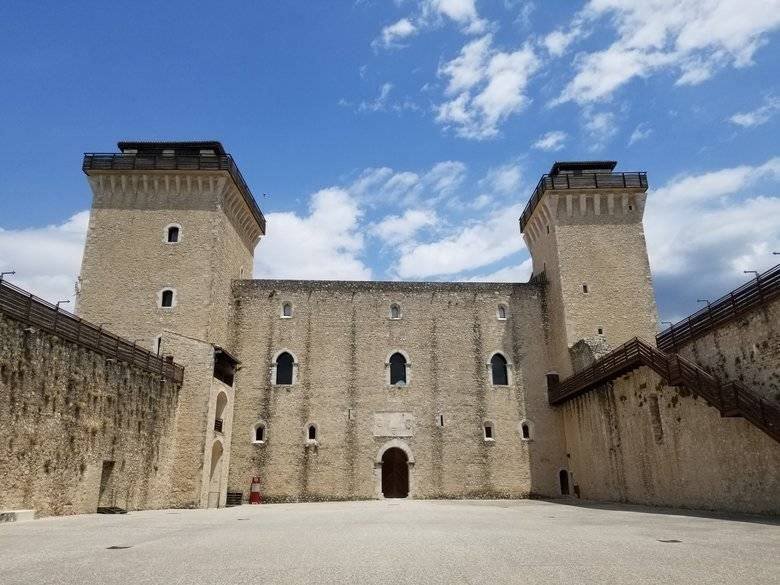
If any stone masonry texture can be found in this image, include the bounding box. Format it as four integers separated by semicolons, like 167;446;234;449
1;150;777;518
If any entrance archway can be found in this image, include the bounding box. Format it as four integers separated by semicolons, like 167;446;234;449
381;447;409;498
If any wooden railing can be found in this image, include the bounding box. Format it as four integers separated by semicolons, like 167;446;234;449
549;337;779;443
0;279;184;384
519;171;647;232
82;152;266;234
657;264;780;352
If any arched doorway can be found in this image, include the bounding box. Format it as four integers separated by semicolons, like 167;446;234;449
381;447;409;498
559;469;570;496
208;440;224;507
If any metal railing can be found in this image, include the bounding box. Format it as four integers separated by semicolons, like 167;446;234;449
0;279;184;384
549;337;779;443
657;264;780;352
82;152;266;234
519;171;648;231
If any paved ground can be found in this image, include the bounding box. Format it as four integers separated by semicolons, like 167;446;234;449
1;499;778;585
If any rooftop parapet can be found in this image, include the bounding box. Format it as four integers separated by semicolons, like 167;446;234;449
519;161;647;232
82;141;266;235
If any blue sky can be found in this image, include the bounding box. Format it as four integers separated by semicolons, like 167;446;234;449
0;0;778;322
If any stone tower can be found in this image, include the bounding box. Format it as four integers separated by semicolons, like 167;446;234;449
77;141;266;508
521;161;658;375
77;141;265;351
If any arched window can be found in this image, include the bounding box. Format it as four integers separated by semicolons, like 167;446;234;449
275;352;294;385
281;302;293;318
390;304;401;319
167;225;180;243
254;424;266;443
389;352;407;385
483;421;494;441
520;420;532;440
307;424;317;441
559;469;570;495
160;289;174;308
497;305;507;320
490;353;508;386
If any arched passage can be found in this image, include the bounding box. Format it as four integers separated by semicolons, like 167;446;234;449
381;447;409;498
208;440;224;507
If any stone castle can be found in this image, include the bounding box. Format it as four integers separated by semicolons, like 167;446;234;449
1;141;778;518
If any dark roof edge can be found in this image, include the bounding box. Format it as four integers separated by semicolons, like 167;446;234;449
233;279;539;291
117;140;226;155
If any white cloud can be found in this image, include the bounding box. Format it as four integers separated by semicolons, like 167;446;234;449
373;18;418;50
359;82;394;112
436;35;541;139
422;0;488;34
350;161;467;207
729;96;780;128
0;211;89;303
254;188;371;280
554;0;780;105
628;122;652;146
479;162;522;194
645;157;780;280
532;130;567;151
372;209;438;247
583;110;617;150
395;203;526;278
467;257;533;282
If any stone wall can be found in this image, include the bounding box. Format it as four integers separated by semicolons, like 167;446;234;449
0;315;181;517
561;367;780;514
227;280;566;502
675;295;779;402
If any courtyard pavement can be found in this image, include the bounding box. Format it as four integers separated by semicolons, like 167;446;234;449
1;499;778;584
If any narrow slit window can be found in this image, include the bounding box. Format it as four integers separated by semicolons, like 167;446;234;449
484;422;494;440
582;284;589;293
390;304;401;319
282;303;293;318
438;414;445;427
521;422;530;439
161;289;174;308
307;425;317;441
597;327;603;335
255;425;265;442
497;305;507;320
167;226;180;243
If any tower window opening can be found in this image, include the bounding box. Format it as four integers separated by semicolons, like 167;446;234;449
582;284;589;293
275;352;294;385
628;204;633;211
166;226;180;243
497;305;507;320
389;352;408;386
438;414;445;427
490;353;508;386
282;302;293;318
254;424;266;443
390;304;402;319
546;225;550;234
484;422;494;440
307;424;317;441
521;422;531;440
160;289;174;308
598;327;603;335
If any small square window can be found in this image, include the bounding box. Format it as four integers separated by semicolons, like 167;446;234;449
597;327;603;335
390;304;402;319
484;423;494;440
582;284;589;294
281;303;293;318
